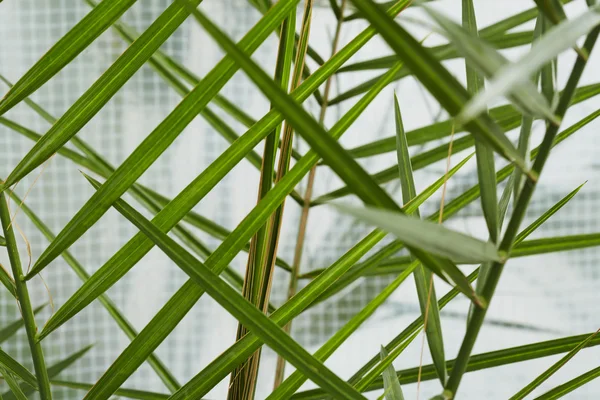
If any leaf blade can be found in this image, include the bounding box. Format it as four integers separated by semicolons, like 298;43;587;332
0;0;138;115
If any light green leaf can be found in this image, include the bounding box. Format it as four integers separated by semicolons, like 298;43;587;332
346;0;531;177
394;94;446;385
0;0;138;116
24;0;300;278
334;204;502;264
424;3;557;123
380;347;405;400
459;5;600;124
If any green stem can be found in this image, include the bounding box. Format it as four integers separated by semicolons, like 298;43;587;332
444;25;600;398
0;193;52;399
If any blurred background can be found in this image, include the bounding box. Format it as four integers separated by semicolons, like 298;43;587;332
1;0;599;398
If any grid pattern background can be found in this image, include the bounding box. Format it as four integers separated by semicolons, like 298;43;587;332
1;1;600;399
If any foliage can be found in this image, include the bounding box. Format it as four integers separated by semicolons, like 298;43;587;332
1;0;599;399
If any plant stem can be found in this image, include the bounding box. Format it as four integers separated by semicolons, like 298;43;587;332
444;25;600;399
0;192;52;399
272;0;348;388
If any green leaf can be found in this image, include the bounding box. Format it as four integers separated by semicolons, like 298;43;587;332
0;349;38;389
0;0;138;116
2;346;93;400
425;3;557;123
393;94;446;385
192;2;482;307
299;158;586;400
461;0;499;246
0;235;5;245
344;0;531;177
0;261;16;297
0;304;46;344
84;0;257;129
0;115;291;275
0;366;28;400
167;139;470;400
344;83;600;159
267;261;416;400
379;347;405;400
315;84;600;206
294;332;600;397
534;365;600;399
334;204;502;265
510;330;600;400
35;0;410;348
1;0;203;191
51;380;169;400
7;191;180;392
84;176;366;400
515;183;585;244
459;5;600;124
24;0;300;278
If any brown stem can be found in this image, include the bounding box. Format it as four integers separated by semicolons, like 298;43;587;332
273;0;348;389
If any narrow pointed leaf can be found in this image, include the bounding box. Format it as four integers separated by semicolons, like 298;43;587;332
2;346;93;400
0;366;29;400
191;3;481;307
459;5;600;124
85;177;366;400
0;262;16;297
462;0;498;247
334;204;502;264
344;83;600;160
8;191;180;392
267;261;415;400
35;0;412;347
0;0;138;116
0;349;38;389
84;0;257;128
510;330;600;400
0;304;46;344
394;94;446;385
52;380;169;400
534;366;600;400
347;0;530;175
2;0;204;190
425;4;557;123
25;0;300;278
294;332;600;397
380;347;405;400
